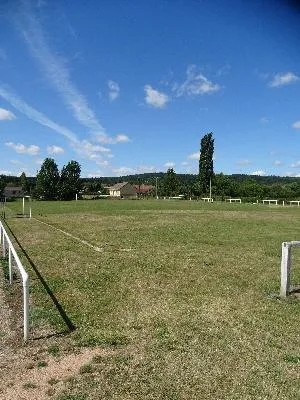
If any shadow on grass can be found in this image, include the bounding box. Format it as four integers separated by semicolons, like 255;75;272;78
4;220;76;335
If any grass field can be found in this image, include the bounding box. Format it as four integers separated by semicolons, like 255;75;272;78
3;199;300;399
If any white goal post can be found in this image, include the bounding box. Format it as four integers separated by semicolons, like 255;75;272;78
0;220;29;341
280;241;300;297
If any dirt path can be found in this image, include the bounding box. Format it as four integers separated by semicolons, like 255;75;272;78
0;269;19;374
0;269;116;399
1;346;110;400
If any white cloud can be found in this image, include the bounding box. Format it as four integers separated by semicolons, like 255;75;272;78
269;72;299;87
273;160;283;166
36;158;43;165
144;85;170;108
236;159;251;166
115;134;130;143
108;80;120;102
181;161;189;166
0;107;16;120
10;159;22;165
95;133;130;144
137;165;156;173
47;145;64;155
112;167;135;175
0;85;78;144
260;117;269;123
0;170;14;175
292;121;300;129
216;63;231;77
6;142;40;155
19;3;107;136
82;140;111;153
251;170;266;176
164;162;175;168
187;152;200;160
87;172;103;178
290;161;300;168
173;65;220;97
0;85;114;165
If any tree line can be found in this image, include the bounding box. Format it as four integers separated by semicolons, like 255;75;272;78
0;158;82;201
2;135;300;201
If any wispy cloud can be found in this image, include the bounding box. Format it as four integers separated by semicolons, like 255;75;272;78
173;65;220;97
6;142;40;155
273;160;283;167
18;1;106;136
112;166;135;175
251;170;266;176
269;72;299;87
87;172;103;178
0;85;113;162
137;165;156;173
82;140;111;153
108;80;120;102
290;161;300;168
0;107;16;120
0;85;78;144
216;63;231;77
144;85;170;108
187;152;200;160
47;145;64;155
292;121;300;129
95;133;130;144
260;117;269;124
236;159;251;166
164;162;175;168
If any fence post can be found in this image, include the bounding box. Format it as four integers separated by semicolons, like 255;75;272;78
2;228;6;257
23;277;29;342
8;246;12;285
280;242;291;297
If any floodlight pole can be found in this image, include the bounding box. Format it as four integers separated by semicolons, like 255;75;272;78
209;178;212;201
22;197;25;216
156;177;159;200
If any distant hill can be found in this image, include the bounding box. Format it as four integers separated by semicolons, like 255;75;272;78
2;172;300;188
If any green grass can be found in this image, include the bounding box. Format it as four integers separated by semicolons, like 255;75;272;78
4;199;300;399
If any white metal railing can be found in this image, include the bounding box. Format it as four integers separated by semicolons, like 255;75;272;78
0;220;29;341
280;241;300;297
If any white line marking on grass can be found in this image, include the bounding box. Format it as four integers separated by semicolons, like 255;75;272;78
33;218;103;253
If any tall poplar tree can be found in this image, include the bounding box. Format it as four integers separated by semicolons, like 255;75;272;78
199;132;214;195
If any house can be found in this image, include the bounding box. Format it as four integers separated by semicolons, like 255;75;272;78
3;186;24;198
108;182;137;199
133;184;155;197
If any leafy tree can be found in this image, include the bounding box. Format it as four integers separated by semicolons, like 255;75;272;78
59;160;82;200
35;158;60;200
0;176;5;196
162;168;180;197
20;172;30;193
214;173;231;200
199;132;214;195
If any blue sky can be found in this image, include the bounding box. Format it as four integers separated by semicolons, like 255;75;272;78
0;0;300;178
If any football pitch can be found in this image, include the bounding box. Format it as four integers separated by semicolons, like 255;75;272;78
4;199;300;399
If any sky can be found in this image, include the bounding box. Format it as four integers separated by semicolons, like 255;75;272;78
0;0;300;178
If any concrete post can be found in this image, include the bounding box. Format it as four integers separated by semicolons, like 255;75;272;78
280;242;291;297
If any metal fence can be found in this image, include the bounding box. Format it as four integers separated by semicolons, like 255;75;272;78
0;219;29;342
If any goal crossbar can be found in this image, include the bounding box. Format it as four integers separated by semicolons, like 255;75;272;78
0;219;29;341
